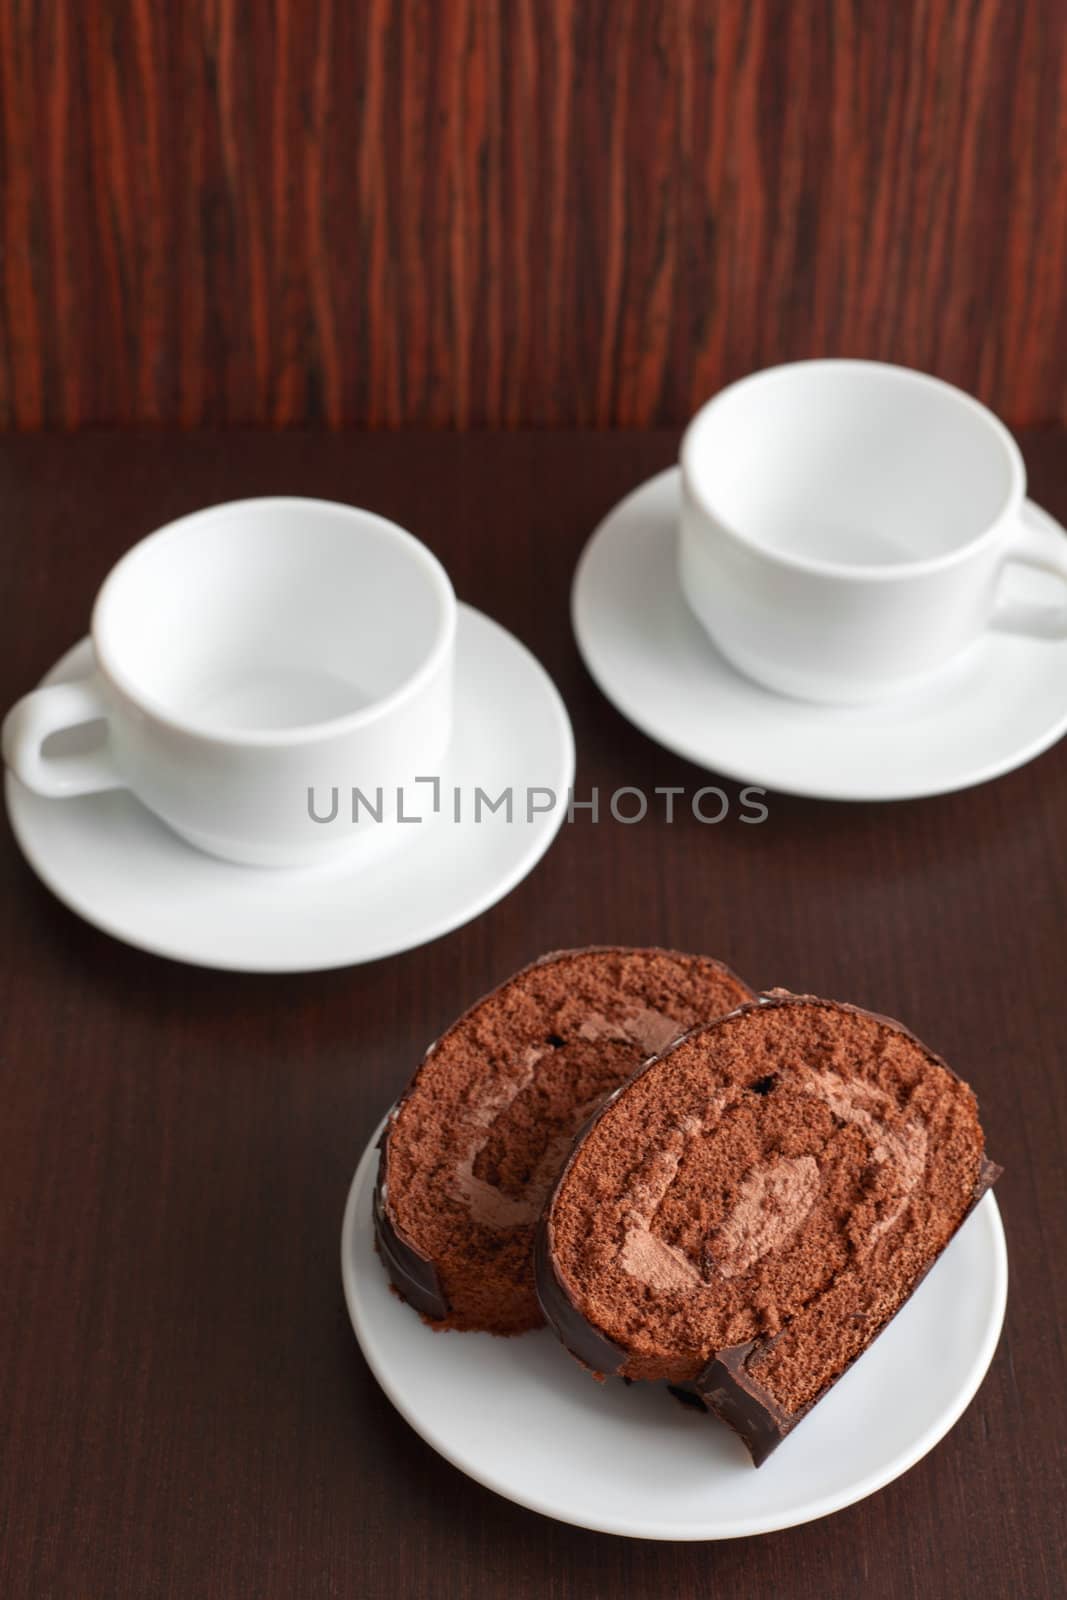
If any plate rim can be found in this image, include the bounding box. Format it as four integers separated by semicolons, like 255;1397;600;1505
571;467;1067;802
340;1119;1008;1541
4;604;575;972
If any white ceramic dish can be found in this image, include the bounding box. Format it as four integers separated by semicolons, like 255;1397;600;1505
4;606;574;971
573;467;1067;801
341;1120;1007;1541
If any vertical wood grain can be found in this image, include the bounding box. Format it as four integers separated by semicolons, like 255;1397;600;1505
0;0;1064;428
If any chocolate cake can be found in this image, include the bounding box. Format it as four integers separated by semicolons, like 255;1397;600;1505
536;994;999;1464
374;947;754;1334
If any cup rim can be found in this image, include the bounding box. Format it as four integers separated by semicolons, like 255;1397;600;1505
680;360;1027;581
90;496;457;748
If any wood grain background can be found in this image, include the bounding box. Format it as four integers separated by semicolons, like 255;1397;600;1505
0;0;1065;430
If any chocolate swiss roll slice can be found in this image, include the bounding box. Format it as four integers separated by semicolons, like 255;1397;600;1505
374;947;754;1335
536;994;1000;1464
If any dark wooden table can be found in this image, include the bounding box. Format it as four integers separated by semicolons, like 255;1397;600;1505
1;430;1065;1600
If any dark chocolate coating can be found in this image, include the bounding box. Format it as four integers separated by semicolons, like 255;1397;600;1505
372;1114;449;1320
533;1210;631;1374
695;1343;794;1467
695;1153;1002;1464
535;992;1003;1466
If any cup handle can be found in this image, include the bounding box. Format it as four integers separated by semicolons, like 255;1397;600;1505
991;518;1067;640
2;673;124;797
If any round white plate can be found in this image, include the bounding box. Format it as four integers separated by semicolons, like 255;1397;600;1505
572;467;1067;800
342;1123;1007;1541
4;606;574;971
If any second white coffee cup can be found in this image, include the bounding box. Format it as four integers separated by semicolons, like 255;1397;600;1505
679;360;1067;704
2;498;456;866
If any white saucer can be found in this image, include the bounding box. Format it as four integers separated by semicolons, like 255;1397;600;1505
572;468;1067;800
342;1122;1006;1541
4;606;574;971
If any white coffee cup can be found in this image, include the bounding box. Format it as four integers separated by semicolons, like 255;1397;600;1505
678;360;1067;704
2;497;456;866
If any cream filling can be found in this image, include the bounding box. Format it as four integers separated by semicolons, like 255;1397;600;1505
614;1067;929;1292
799;1070;928;1241
618;1116;707;1290
453;1044;548;1226
576;1007;687;1059
454;1005;682;1228
708;1154;821;1278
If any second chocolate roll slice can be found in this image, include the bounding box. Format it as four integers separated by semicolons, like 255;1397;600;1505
536;993;999;1464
